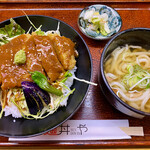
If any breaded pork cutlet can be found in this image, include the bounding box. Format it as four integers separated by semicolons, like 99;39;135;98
0;34;32;90
48;34;77;70
33;35;65;83
0;33;77;90
0;34;45;90
24;35;44;74
0;74;1;85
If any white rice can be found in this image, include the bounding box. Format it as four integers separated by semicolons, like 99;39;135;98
4;104;22;118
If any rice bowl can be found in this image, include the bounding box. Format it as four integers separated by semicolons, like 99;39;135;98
0;15;92;137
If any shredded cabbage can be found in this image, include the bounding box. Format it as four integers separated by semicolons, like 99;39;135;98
11;87;75;120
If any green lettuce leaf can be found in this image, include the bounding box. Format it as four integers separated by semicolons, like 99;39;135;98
0;18;25;46
35;29;45;36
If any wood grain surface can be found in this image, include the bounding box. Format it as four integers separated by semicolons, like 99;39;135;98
0;1;150;149
0;0;150;3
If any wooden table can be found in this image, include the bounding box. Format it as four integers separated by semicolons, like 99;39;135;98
0;0;150;149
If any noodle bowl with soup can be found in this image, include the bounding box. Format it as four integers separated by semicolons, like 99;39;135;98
99;28;150;118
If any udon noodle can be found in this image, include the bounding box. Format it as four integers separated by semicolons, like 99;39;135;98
104;45;150;112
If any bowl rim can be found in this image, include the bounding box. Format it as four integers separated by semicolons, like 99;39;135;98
100;27;150;116
77;4;122;40
0;15;93;138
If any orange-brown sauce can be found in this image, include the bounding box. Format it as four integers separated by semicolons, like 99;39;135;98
51;35;76;70
0;34;44;90
0;34;76;90
33;35;64;82
24;35;44;74
0;34;31;90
